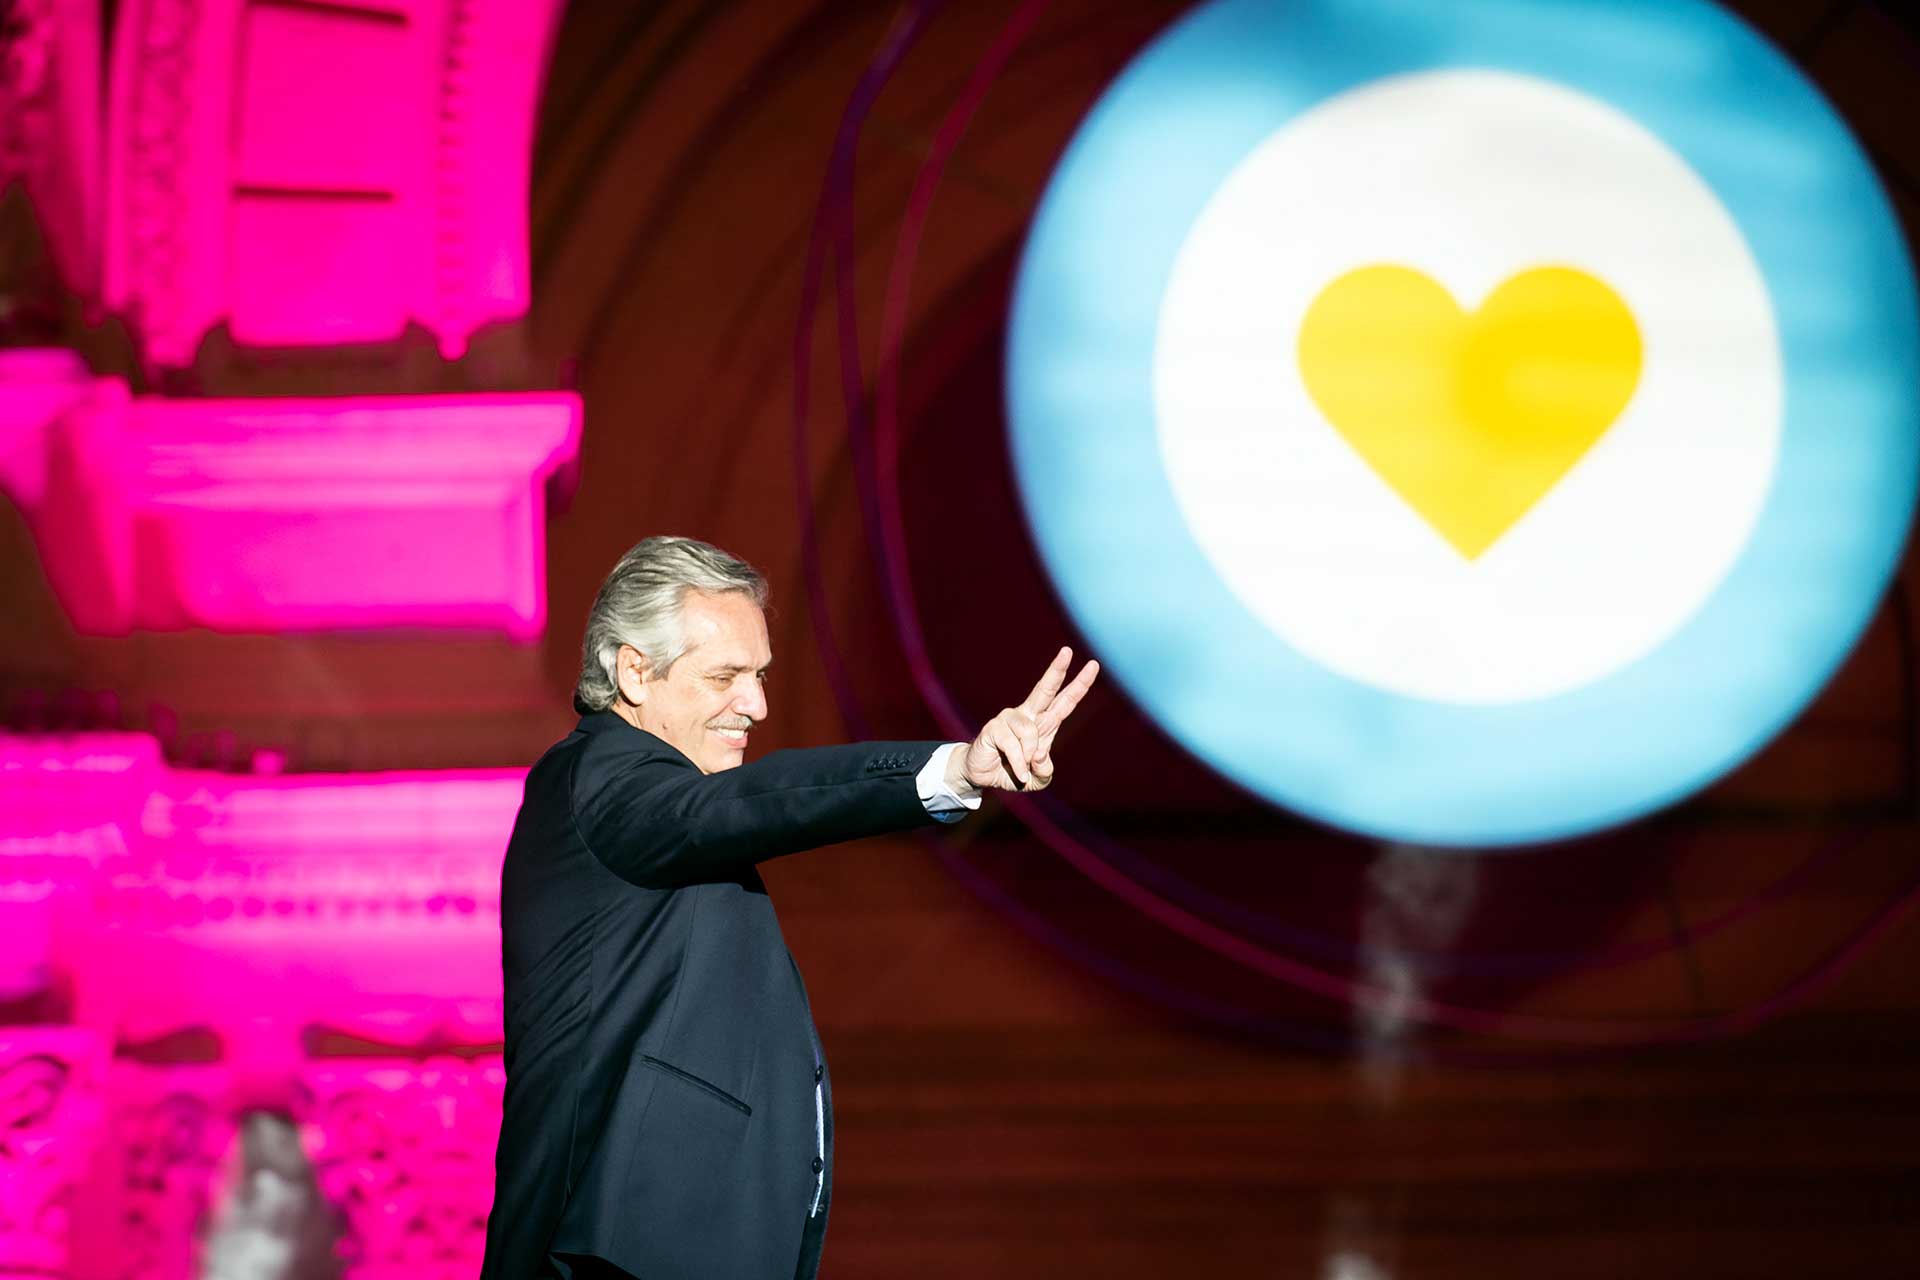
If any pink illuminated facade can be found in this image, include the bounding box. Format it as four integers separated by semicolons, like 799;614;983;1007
3;0;574;1275
1;734;521;1279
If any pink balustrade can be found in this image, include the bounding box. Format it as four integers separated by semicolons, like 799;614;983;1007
105;0;565;366
0;731;522;1279
0;367;581;638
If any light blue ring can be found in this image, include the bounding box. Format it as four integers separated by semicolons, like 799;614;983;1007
1006;0;1919;847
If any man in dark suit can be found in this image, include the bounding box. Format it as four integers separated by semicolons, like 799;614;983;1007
479;536;1097;1279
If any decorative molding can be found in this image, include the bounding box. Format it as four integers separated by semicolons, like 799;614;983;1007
104;0;566;367
108;1062;234;1280
106;0;198;354
0;1028;108;1277
433;0;475;344
297;1058;504;1278
0;378;582;639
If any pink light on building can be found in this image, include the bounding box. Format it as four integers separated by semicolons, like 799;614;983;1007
6;0;581;1272
104;0;566;366
0;377;582;639
1;732;523;1280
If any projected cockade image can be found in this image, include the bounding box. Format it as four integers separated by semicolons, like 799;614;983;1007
1009;0;1918;845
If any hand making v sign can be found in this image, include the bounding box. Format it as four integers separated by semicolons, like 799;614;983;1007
948;646;1100;794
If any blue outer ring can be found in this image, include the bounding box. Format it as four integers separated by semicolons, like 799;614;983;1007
1006;0;1920;848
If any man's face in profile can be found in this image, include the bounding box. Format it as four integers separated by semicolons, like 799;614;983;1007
629;589;772;773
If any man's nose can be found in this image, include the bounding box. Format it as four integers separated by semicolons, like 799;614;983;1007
738;680;768;721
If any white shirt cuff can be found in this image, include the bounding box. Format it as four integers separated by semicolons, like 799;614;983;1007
916;742;982;823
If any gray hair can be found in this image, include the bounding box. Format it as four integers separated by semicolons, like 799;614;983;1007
573;536;768;713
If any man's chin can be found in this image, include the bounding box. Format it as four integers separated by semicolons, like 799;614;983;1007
703;729;749;770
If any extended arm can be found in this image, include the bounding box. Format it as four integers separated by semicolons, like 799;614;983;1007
574;741;945;889
574;648;1097;888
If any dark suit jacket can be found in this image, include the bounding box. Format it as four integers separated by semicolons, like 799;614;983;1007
478;710;944;1280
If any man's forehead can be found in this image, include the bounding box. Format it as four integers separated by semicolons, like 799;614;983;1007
682;591;772;666
688;636;773;669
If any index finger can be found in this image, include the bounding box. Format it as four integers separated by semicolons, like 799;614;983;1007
1037;659;1099;733
1019;646;1072;714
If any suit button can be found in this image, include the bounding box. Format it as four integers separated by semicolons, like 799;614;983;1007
812;1156;824;1174
815;1065;824;1082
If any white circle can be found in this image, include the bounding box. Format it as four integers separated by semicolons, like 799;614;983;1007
1153;70;1781;705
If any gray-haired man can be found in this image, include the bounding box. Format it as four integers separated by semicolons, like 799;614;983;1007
480;536;1097;1280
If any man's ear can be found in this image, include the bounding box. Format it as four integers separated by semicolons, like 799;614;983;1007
616;644;652;705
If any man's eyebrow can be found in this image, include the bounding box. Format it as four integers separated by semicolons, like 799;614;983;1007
706;660;773;675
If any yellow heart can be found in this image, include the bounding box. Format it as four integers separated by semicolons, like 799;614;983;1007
1297;265;1642;559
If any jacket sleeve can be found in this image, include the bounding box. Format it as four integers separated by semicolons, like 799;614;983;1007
571;741;947;889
